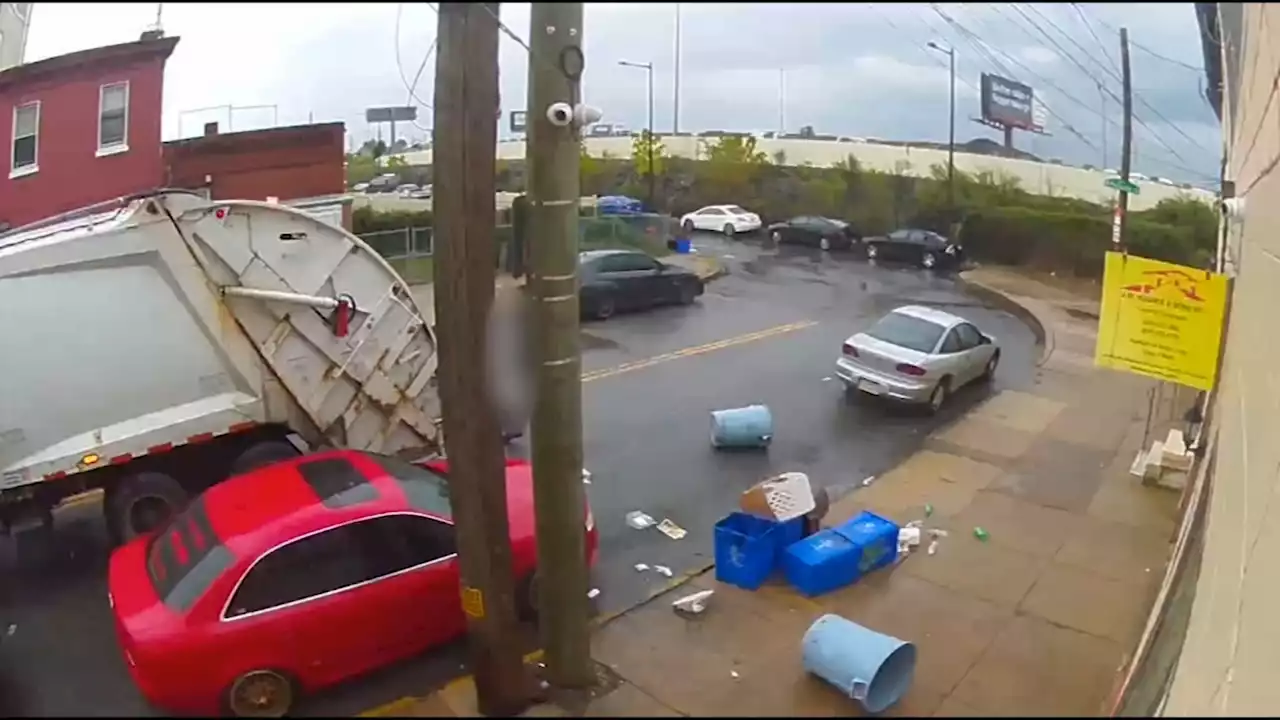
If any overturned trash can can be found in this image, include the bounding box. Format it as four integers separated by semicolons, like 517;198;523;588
802;614;917;714
710;404;774;450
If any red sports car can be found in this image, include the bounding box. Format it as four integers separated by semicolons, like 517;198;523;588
106;449;598;717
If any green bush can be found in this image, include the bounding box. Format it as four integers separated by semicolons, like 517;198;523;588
352;205;433;235
961;207;1202;278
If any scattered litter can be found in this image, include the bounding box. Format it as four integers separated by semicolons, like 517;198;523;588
625;511;656;530
730;670;740;679
722;254;735;260
539;680;550;690
587;588;601;599
739;472;816;522
860;475;876;487
657;518;688;540
928;528;948;538
822;376;833;382
904;520;923;530
927;539;939;556
973;526;990;542
5;624;14;636
924;503;934;517
634;563;650;572
654;565;674;577
897;526;922;554
672;589;714;614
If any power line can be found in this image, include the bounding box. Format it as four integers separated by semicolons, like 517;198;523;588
394;2;435;133
1070;3;1122;78
866;3;981;96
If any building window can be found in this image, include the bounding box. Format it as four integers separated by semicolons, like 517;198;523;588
11;101;38;175
98;82;129;153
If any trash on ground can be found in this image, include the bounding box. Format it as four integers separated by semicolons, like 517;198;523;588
587;588;601;599
5;624;14;636
710;404;774;450
861;475;876;487
928;528;948;538
654;565;674;577
625;510;656;530
897;526;922;555
973;526;990;541
904;519;923;529
672;589;715;615
581;468;593;485
634;563;650;572
822;376;833;382
927;539;939;555
739;471;816;522
730;670;740;679
657;518;688;540
802;614;917;714
924;503;934;517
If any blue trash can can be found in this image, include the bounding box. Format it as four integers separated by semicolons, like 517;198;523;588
673;237;692;254
802;614;917;714
710;404;774;450
714;512;805;590
783;511;899;597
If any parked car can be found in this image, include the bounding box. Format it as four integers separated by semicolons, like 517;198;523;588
835;305;999;414
107;450;598;717
596;195;644;216
679;205;762;236
578;249;704;320
861;229;964;270
766;216;861;251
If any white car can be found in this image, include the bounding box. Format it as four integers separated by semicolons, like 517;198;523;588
835;305;1000;414
679;205;762;236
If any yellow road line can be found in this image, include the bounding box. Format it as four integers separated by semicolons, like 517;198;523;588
580;320;819;384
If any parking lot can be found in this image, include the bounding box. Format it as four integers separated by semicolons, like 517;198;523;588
0;230;1039;717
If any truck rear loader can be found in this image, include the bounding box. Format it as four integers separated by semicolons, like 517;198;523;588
0;190;445;544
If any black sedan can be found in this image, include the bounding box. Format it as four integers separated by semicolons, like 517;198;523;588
862;228;964;270
765;215;861;251
578;249;704;320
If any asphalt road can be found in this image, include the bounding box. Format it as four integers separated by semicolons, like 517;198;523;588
0;231;1037;717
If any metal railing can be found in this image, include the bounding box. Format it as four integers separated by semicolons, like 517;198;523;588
358;227;434;261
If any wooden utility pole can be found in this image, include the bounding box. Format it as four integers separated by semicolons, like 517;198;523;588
432;3;530;716
1116;27;1134;248
526;1;594;690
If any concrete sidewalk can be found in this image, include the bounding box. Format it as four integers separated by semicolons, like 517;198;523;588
389;265;1187;717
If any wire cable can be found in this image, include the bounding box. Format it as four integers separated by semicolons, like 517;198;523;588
393;2;435;135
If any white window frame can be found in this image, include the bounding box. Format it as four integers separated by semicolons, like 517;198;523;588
96;81;130;156
10;100;39;178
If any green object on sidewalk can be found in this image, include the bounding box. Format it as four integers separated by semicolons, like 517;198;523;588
973;526;989;541
924;503;934;517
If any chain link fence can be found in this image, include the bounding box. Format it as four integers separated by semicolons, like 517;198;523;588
358;213;676;284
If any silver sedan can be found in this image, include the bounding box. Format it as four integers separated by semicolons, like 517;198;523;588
835;305;1000;413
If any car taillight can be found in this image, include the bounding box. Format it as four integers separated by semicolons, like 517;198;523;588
896;363;926;376
842;343;858;357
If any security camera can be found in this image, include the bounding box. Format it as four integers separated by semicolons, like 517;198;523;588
546;102;574;127
1221;197;1245;221
572;103;604;127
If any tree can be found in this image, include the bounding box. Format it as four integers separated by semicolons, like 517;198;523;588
346;153;379;186
631;130;668;177
772;149;788;165
580;142;613;195
701;135;769;165
386;155;408;171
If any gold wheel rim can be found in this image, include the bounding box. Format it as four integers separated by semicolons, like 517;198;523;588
230;672;291;718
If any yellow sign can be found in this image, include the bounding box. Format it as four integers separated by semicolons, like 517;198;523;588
1095;252;1228;391
460;586;486;619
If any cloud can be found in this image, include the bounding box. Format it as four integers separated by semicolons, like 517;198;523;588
22;2;1219;182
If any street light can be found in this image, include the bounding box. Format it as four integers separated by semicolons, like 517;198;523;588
619;59;656;211
927;41;956;224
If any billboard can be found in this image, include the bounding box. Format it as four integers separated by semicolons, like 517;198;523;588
509;110;527;133
980;73;1037;130
365;106;418;123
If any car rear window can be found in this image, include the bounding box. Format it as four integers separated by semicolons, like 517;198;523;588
867;312;946;354
367;453;453;518
146;498;234;612
725;206;748;215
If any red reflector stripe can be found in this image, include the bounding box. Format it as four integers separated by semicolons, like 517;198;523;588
187;432;215;444
44;471;67;481
228;421;257;434
147;443;173;455
109;454;133;465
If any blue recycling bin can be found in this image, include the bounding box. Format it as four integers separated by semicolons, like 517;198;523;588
714;512;806;590
673;237;693;254
783;511;899;597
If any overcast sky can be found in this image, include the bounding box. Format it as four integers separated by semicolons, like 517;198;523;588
25;2;1219;183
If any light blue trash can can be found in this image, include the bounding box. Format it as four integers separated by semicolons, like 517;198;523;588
801;614;917;714
710;404;773;449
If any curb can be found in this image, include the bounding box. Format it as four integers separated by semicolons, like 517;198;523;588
956;270;1055;367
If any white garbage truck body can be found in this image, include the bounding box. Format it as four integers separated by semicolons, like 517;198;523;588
0;190;443;542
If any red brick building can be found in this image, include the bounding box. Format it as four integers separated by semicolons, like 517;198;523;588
0;35;179;230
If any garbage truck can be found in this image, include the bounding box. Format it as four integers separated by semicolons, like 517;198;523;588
0;190;448;545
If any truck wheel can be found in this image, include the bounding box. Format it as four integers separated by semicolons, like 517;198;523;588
109;472;189;543
230;441;300;477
